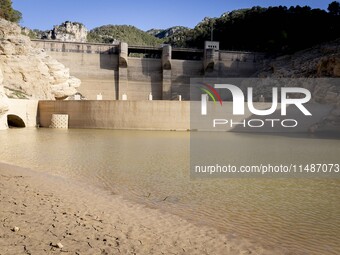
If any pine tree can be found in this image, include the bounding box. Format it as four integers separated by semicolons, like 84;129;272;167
328;1;340;16
0;0;22;23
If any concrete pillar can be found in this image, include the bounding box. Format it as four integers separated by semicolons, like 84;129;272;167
204;48;216;72
162;45;172;70
162;45;172;100
119;42;128;68
204;41;219;73
118;42;128;100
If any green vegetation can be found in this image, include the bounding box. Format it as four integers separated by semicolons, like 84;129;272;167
66;21;85;27
147;26;189;47
87;25;164;46
21;28;38;39
147;26;189;39
162;1;340;53
4;86;29;99
9;0;339;54
0;0;21;23
328;1;340;15
26;30;37;39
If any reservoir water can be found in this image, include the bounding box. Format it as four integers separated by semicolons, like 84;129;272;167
0;128;339;254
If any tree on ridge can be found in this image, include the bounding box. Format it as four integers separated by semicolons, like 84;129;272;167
0;0;22;23
328;1;340;15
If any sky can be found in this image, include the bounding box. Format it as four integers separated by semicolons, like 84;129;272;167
12;0;331;31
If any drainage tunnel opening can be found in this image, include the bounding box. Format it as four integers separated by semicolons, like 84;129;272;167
7;115;26;128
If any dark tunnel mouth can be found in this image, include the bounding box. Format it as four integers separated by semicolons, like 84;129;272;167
7;114;26;128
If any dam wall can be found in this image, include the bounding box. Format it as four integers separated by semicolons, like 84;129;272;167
38;100;190;131
170;60;203;100
46;51;119;100
0;98;331;132
32;40;265;101
126;58;163;100
38;101;331;132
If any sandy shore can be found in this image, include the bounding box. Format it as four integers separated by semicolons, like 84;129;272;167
0;162;290;255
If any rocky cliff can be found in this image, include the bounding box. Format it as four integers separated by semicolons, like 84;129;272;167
258;39;340;132
147;26;189;39
259;39;340;79
44;21;88;42
0;18;81;103
0;71;9;120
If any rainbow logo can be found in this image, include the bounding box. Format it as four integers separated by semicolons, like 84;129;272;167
198;83;223;106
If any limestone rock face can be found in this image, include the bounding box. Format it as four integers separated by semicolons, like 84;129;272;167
0;68;9;129
257;40;340;106
0;85;9;117
317;55;340;77
50;21;88;43
259;42;340;79
0;67;3;84
0;18;81;100
0;87;9;130
257;39;340;132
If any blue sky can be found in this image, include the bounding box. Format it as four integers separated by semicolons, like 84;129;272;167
13;0;330;31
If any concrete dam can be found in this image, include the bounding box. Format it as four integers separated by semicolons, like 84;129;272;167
31;40;265;101
3;41;331;132
1;40;268;130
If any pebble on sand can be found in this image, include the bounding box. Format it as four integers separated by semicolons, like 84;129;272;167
12;226;20;232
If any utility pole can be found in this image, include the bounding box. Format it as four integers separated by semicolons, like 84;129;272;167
210;22;213;41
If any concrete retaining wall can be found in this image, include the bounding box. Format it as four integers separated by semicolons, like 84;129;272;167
38;100;190;131
38;101;332;132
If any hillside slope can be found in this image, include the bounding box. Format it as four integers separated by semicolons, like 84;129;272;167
88;25;163;46
258;39;340;132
